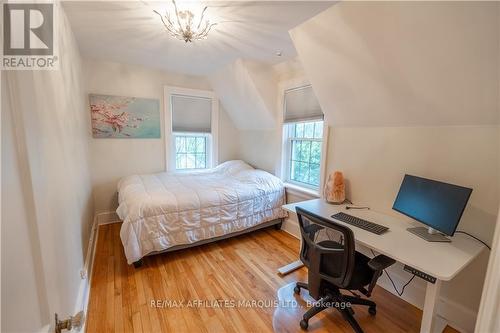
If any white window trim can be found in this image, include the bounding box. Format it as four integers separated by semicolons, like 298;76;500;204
284;181;321;199
283;121;325;190
164;86;219;172
277;78;329;197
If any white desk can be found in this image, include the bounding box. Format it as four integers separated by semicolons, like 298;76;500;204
281;199;485;333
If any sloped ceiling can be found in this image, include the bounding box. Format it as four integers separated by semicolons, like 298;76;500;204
209;59;278;130
290;2;500;127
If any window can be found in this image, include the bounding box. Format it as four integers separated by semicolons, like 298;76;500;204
174;134;208;170
165;86;219;171
285;121;324;188
281;84;325;191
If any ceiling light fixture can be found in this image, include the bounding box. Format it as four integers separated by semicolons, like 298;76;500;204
154;0;217;43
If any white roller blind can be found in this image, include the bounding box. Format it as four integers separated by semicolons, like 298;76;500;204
171;94;212;133
284;85;323;123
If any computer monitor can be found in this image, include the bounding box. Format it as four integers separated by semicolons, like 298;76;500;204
392;175;472;242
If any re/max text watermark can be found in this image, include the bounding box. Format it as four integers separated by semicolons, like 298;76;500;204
150;299;352;310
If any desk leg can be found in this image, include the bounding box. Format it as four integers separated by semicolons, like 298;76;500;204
420;280;447;333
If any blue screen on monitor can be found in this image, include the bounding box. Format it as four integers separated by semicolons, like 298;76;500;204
392;175;472;236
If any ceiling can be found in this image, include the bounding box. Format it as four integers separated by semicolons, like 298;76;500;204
63;1;333;76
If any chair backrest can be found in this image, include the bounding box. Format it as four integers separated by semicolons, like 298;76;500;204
296;206;356;291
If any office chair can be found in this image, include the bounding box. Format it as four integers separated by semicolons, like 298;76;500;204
294;207;396;332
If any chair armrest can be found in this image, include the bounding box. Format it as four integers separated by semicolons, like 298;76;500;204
368;255;396;272
363;255;396;297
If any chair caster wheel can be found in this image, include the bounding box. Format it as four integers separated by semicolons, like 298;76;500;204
300;319;309;330
368;306;377;315
294;286;301;295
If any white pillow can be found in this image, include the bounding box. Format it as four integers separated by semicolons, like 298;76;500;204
215;160;253;175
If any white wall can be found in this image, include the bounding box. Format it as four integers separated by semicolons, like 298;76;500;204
218;105;240;163
1;4;93;331
273;57;306;82
237;129;281;174
209;59;278;130
2;75;48;332
83;59;240;212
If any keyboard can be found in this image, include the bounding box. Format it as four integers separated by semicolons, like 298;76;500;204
331;212;389;235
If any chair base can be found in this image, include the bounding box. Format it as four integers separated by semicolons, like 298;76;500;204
295;282;376;333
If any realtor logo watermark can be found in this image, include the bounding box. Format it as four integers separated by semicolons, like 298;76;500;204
2;2;59;70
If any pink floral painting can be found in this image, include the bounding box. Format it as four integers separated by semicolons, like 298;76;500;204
89;94;160;138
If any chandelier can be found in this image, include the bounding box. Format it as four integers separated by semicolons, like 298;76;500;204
154;0;217;43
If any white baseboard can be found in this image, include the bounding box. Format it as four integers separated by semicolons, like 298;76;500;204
95;211;121;225
281;217;476;332
282;217;300;238
71;214;101;332
439;296;477;333
39;325;51;333
71;277;90;332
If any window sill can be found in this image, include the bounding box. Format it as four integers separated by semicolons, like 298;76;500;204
168;167;211;174
284;182;321;199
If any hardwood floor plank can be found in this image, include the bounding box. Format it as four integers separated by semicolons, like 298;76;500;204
86;223;459;333
126;258;143;333
133;260;152;333
105;238;115;332
113;224;125;333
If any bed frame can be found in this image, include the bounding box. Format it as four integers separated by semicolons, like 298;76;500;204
132;218;284;268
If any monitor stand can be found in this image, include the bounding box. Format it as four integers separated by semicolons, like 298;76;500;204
407;227;451;242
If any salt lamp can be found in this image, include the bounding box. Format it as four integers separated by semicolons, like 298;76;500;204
324;171;346;204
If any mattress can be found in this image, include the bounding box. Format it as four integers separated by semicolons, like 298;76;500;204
117;160;287;264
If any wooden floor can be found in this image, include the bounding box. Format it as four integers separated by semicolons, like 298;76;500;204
87;223;459;333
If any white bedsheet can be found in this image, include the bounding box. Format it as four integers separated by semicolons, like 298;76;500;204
117;160;287;264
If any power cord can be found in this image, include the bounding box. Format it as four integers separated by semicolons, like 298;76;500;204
343;199;370;210
370;250;415;297
455;231;491;250
346;206;370;210
384;270;416;297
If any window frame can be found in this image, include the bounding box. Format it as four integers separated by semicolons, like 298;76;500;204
173;132;211;171
164;86;219;172
278;80;329;196
283;120;325;190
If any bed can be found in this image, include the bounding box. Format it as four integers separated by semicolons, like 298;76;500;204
116;160;287;265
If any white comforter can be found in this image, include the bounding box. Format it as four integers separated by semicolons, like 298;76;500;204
117;160;287;264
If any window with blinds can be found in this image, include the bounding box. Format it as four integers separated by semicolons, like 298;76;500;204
283;85;323;124
282;85;325;190
171;94;212;133
171;94;213;170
